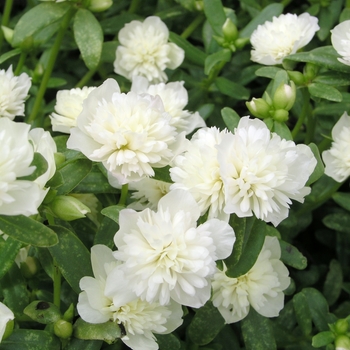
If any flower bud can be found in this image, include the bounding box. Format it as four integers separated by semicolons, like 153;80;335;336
49;195;91;221
88;0;113;12
234;37;250;49
20;256;40;279
195;1;204;11
222;18;238;42
272;81;296;111
287;70;305;86
246;98;271;119
304;62;319;81
335;334;350;350
1;26;13;45
54;319;73;339
272;109;289;122
336;319;350;335
63;304;74;323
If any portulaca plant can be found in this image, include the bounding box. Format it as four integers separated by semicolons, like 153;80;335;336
0;1;350;350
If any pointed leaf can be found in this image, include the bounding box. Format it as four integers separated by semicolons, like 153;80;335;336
205;49;231;75
221;107;240;132
100;205;125;224
203;0;226;36
293;292;312;336
323;259;343;306
279;240;307;270
306;143;324;186
215;77;250;100
308;83;342;102
18;152;48;182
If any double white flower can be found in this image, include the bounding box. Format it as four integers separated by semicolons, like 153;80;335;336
331;20;350;66
114;16;184;83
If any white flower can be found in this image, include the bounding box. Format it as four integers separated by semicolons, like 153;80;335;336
50;86;96;134
113;189;235;307
322;112;350;182
212;236;290;323
29;128;57;189
170;127;229;221
128;178;171;211
114;16;184;83
131;76;205;134
0;65;31;119
250;13;319;65
0;302;14;342
67;78;187;185
77;245;183;350
0;118;47;216
331;20;350;66
217;117;316;226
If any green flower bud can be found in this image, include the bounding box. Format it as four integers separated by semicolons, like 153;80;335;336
272;109;289;122
222;18;238;42
63;304;74;323
287;70;305;86
2;319;14;341
336;319;350;335
335;335;350;350
88;0;113;12
273;81;296;111
304;62;319;81
20;256;40;279
195;1;204;11
49;195;91;221
1;26;13;45
234;37;250;49
246;98;271;119
54;319;73;339
19;35;33;52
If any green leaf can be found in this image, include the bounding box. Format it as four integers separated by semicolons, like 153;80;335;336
74;318;121;344
73;9;103;70
47;77;67;88
65;338;103;350
308;83;342;102
156;333;181;350
312;331;335;348
94;217;118;249
280;240;307;270
317;0;342;41
169;32;207;66
0;237;22;280
221;107;240;132
225;217;266;278
323;212;350;234
0;215;58;247
241;308;277;350
306;143;325;186
24;301;61;324
293;292;312;336
332;192;350;212
188;301;225;345
313;71;350;86
48;225;93;294
204;49;231;75
100;13;140;35
18;152;48;181
101;41;119;63
240;3;284;39
323;259;343;306
285;46;350;73
0;329;61;350
272;121;293;141
255;67;283;79
153;165;172;183
12;2;71;47
203;0;226;36
215;77;250;100
100;205;125;224
56;158;93;195
0;48;22;64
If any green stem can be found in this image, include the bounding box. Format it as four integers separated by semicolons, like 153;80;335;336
181;14;205;39
27;6;76;123
305;108;316;145
203;58;229;90
128;0;141;14
291;88;309;140
118;184;129;206
14;52;27;75
0;0;13;54
75;67;97;88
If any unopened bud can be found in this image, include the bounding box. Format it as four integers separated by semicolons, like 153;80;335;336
222;18;238;42
88;0;113;12
336;319;350;335
49;195;91;221
335;335;350;350
195;1;204;11
304;62;319;81
272;109;289;122
246;98;271;119
20;256;40;279
273;81;296;111
19;35;33;52
54;319;73;339
287;70;305;86
63;304;74;323
1;26;13;45
234;37;250;49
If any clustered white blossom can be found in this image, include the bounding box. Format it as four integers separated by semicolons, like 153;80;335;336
322;112;350;182
0;302;14;342
250;13;319;65
212;236;290;323
0;65;31;120
331;20;350;66
114;16;184;83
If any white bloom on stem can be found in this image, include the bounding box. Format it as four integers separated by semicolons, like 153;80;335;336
212;236;290;323
322;112;350;182
77;245;183;350
67;78;187;185
114;16;184;83
0;65;31;120
250;13;319;65
217;117;316;226
170;127;229;221
113;189;235;308
131;76;205;134
331;20;350;66
0;302;14;342
50;86;96;134
128;178;171;211
0;118;47;216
